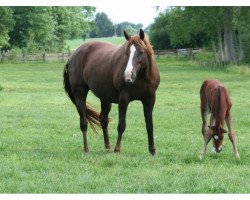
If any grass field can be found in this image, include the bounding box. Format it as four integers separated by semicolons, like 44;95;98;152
0;57;249;193
66;37;125;51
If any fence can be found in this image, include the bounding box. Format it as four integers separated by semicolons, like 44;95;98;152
0;52;71;62
196;60;232;68
1;48;238;69
154;48;204;58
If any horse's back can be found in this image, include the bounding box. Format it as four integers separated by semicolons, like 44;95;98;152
68;41;123;103
201;79;231;109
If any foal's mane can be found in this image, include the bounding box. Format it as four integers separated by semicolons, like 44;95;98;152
126;34;155;66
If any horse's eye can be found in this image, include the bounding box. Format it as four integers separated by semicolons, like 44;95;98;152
138;51;143;55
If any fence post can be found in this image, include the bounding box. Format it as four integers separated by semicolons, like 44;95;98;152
43;53;46;62
1;52;5;63
22;52;25;62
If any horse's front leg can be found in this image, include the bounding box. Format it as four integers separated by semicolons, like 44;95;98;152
199;131;213;160
114;91;129;153
142;95;156;155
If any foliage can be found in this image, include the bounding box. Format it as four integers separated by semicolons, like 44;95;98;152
89;12;115;38
3;6;95;53
116;22;143;36
150;7;250;64
0;58;249;193
0;7;15;49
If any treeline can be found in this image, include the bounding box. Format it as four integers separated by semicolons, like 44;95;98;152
0;7;95;53
150;7;250;63
89;12;143;38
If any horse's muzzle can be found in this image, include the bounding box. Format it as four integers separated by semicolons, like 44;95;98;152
215;146;223;153
125;71;136;83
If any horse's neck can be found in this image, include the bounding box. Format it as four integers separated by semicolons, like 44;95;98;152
213;87;227;128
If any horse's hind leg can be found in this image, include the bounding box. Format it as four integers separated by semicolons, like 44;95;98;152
73;85;89;153
200;81;210;159
226;111;240;159
100;101;112;150
200;82;209;136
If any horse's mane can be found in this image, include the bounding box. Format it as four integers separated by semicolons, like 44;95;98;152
126;34;155;67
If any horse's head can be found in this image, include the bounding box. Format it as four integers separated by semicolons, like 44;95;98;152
123;29;153;83
208;125;227;153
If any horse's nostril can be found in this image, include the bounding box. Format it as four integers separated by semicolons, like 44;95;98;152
126;79;132;82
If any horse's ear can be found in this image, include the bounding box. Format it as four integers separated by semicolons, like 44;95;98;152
124;30;131;41
139;29;145;40
208;126;216;131
220;127;227;133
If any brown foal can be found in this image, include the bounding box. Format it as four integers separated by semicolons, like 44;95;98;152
199;79;240;159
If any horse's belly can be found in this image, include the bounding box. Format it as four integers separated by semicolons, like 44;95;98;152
89;83;119;103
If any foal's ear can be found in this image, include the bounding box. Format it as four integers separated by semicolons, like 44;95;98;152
124;30;131;41
139;29;145;40
208;126;216;131
220;127;227;133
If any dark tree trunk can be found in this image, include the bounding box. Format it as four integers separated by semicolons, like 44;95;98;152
218;29;224;62
223;7;238;64
212;40;217;62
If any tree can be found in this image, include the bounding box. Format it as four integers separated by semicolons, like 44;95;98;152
150;6;250;64
52;7;95;51
90;12;115;37
116;22;143;36
0;7;15;49
9;7;55;52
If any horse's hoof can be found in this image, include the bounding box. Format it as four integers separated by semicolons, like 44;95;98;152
105;144;112;150
199;154;203;160
83;148;89;153
114;148;120;153
235;153;240;160
149;149;156;156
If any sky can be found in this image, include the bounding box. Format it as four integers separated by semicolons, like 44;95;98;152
95;6;166;28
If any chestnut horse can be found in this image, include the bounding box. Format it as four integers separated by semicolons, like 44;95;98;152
199;79;240;159
63;29;160;155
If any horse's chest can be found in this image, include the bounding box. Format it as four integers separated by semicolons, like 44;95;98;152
127;83;152;99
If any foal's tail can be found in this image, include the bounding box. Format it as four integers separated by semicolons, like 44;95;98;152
63;62;102;133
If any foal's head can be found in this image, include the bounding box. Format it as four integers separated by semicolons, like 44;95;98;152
208;125;227;153
123;29;154;83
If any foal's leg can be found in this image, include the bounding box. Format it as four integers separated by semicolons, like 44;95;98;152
226;111;240;159
200;87;210;159
142;95;156;155
114;91;129;153
199;131;213;160
73;85;89;153
200;89;208;135
100;101;112;150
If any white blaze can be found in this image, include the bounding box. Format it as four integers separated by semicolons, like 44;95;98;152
214;135;219;140
124;44;136;81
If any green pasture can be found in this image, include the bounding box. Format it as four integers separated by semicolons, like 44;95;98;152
0;57;249;193
66;37;124;51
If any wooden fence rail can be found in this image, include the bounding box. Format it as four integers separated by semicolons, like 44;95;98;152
154;48;204;58
0;52;71;62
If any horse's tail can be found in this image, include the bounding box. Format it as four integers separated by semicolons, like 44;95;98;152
63;61;103;134
63;62;75;104
86;103;102;134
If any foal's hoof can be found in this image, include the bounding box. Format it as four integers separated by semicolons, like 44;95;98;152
235;153;240;160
